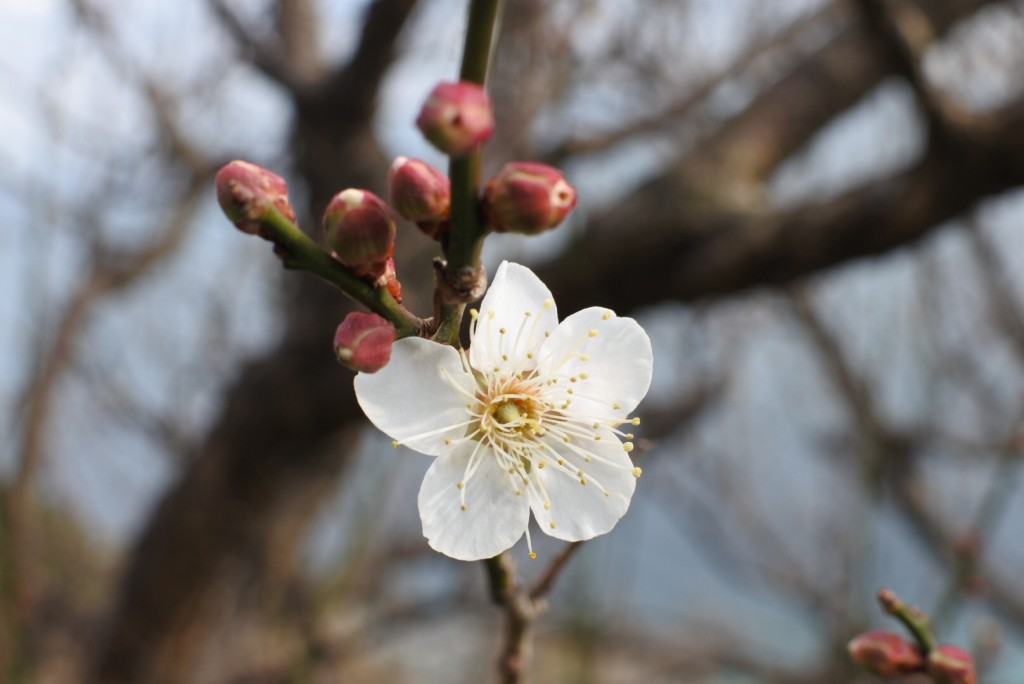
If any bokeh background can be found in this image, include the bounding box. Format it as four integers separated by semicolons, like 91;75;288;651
2;0;1024;682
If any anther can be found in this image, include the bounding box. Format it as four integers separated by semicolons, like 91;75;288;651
631;417;641;425
543;299;554;309
549;521;557;528
579;354;590;361
588;330;598;337
470;309;479;320
461;503;468;511
612;402;621;410
580;478;587;485
580;373;589;379
457;481;465;489
623;442;634;453
602;310;612;320
488;310;495;319
529;552;537;559
391;440;399;448
445;438;453;445
632;467;642;478
499;327;506;334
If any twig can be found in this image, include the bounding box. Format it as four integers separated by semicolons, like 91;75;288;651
485;540;583;684
433;0;503;345
255;205;424;337
529;542;582;601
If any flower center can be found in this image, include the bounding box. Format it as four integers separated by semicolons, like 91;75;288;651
494;400;522;425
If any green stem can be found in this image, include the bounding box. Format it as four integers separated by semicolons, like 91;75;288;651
434;0;503;346
879;588;937;652
260;207;423;338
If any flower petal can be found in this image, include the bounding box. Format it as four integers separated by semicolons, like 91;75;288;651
418;442;530;560
354;337;477;456
537;307;652;421
528;428;637;541
470;261;559;375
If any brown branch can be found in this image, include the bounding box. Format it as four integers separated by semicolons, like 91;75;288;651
540;96;1024;314
529;542;583;600
677;0;1003;190
4;175;207;679
543;2;843;163
209;0;300;88
968;220;1024;367
317;0;419;117
789;273;1024;634
482;539;588;684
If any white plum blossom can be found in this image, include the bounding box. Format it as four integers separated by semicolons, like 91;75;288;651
354;261;653;560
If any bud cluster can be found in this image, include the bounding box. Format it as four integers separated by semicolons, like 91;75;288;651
216;77;584;377
411;82;578;236
848;589;979;684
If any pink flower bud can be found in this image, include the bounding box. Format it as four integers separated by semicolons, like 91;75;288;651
216;160;296;235
927;645;977;684
416;81;494;156
484;162;577;235
333;312;397;373
847;630;926;678
388;156;451;224
323;189;397;278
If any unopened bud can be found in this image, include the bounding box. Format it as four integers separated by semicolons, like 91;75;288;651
416;81;494;156
484;162;577;235
388;156;451;224
323;189;396;279
928;645;977;684
847;630;925;678
216;160;296;235
333;312;397;373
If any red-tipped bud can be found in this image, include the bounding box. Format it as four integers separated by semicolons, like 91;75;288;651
379;257;403;303
333;312;397;373
323;189;397;278
416;81;494;156
388;156;451;224
847;631;926;678
484;162;577;235
928;645;977;684
216;160;296;235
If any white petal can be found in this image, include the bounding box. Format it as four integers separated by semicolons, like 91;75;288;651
470;261;559;374
537;307;652;421
418;442;530;560
354;337;478;456
528;429;637;541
